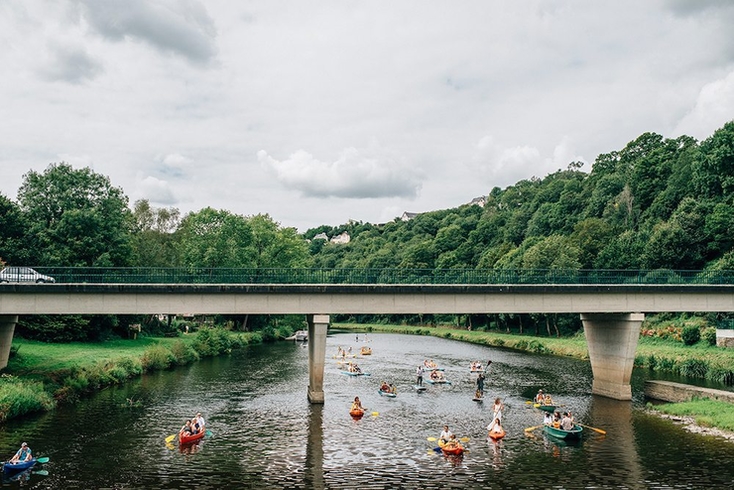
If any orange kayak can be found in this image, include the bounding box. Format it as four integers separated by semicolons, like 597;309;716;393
350;408;365;418
488;428;506;440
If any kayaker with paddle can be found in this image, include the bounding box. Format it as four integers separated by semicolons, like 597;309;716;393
193;412;206;433
487;417;503;436
439;425;453;445
179;420;194;437
351;396;364;411
8;442;32;463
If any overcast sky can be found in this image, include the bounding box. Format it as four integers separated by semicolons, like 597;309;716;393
2;1;733;231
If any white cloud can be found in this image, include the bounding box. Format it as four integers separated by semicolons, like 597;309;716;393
674;70;734;140
258;147;422;199
136;175;177;205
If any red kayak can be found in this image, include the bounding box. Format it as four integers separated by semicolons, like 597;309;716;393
438;439;465;455
179;431;205;445
350;408;365;418
488;428;506;440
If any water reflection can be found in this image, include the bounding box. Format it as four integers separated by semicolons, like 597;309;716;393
305;404;324;489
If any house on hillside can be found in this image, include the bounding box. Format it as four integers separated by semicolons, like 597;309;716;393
469;195;487;207
400;211;420;221
312;232;329;241
330;231;351;244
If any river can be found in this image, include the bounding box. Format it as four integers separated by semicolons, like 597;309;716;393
2;331;734;489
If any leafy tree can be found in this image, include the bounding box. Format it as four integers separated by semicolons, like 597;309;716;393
17;163;133;266
176;208;255;268
130;199;181;266
248;214;311;268
0;194;31;265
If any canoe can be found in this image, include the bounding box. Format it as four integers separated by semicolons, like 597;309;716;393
425;367;445;371
179;430;206;445
543;424;583;440
3;458;36;474
470;368;484;373
472;396;483;402
360;347;372;355
534;404;557;413
378;390;396;397
488;428;506;440
350;408;365;418
425;378;451;384
414;385;427;392
340;371;370;376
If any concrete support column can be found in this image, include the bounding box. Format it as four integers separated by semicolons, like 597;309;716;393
581;313;644;400
307;314;329;404
0;315;19;370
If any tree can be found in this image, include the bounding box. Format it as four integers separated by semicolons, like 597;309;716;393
17;163;133;266
0;194;32;265
131;200;181;266
176;208;255;268
248;214;311;268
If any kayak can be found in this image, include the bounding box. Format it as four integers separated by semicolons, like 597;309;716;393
488;428;506;440
340;371;371;376
414;385;427;392
3;458;36;474
438;440;464;455
543;424;583;440
350;408;365;418
179;431;206;445
360;347;372;355
378;390;396;397
472;396;483;402
425;378;451;384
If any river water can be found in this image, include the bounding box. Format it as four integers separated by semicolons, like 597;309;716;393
3;331;734;489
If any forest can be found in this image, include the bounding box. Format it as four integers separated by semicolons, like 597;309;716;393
1;120;733;341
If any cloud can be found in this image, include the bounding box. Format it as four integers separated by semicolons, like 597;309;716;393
674;70;734;139
665;0;734;16
258;147;422;199
37;44;104;83
158;153;194;178
78;0;218;65
474;136;586;187
137;175;177;205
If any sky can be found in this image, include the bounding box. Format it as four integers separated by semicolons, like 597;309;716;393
2;1;734;232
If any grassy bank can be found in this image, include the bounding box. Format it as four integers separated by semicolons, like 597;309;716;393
0;328;263;423
648;399;734;432
333;322;734;384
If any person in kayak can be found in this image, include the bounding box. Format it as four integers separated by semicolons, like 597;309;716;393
416;365;424;386
179;420;194;437
439;425;453;445
9;442;32;463
193;412;206;433
351;396;364;412
380;381;391;392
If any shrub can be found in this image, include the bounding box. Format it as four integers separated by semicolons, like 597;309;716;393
702;327;717;346
0;378;55;422
679;358;708;378
169;340;200;365
681;326;701;346
141;345;175;371
117;357;143;377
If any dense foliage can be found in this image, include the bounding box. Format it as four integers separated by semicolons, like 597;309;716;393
1;121;733;341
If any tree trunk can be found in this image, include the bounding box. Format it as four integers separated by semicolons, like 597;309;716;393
546;316;552;336
519;314;524;335
553;314;560;337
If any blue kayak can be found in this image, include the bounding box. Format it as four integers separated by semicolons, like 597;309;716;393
378;390;397;397
340;371;371;376
3;458;36;474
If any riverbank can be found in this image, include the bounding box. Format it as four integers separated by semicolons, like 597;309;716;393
0;328;263;423
334;322;734;439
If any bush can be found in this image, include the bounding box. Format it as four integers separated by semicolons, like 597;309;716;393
702;327;717;346
679;358;708;378
141;345;176;371
169;340;200;365
0;376;55;422
681;325;701;346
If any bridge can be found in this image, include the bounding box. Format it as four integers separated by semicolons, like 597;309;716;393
2;267;734;402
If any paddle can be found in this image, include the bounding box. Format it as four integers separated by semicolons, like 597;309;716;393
165;434;177;443
33;470;49;476
579;423;606;435
36;457;50;464
427;437;437;442
524;425;543;432
460;436;470;442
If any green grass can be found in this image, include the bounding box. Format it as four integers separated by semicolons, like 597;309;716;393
650;399;734;432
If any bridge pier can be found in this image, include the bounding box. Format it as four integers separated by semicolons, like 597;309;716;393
0;315;18;370
581;313;644;400
307;314;329;404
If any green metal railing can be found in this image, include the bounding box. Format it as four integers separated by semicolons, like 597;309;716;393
5;267;734;286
